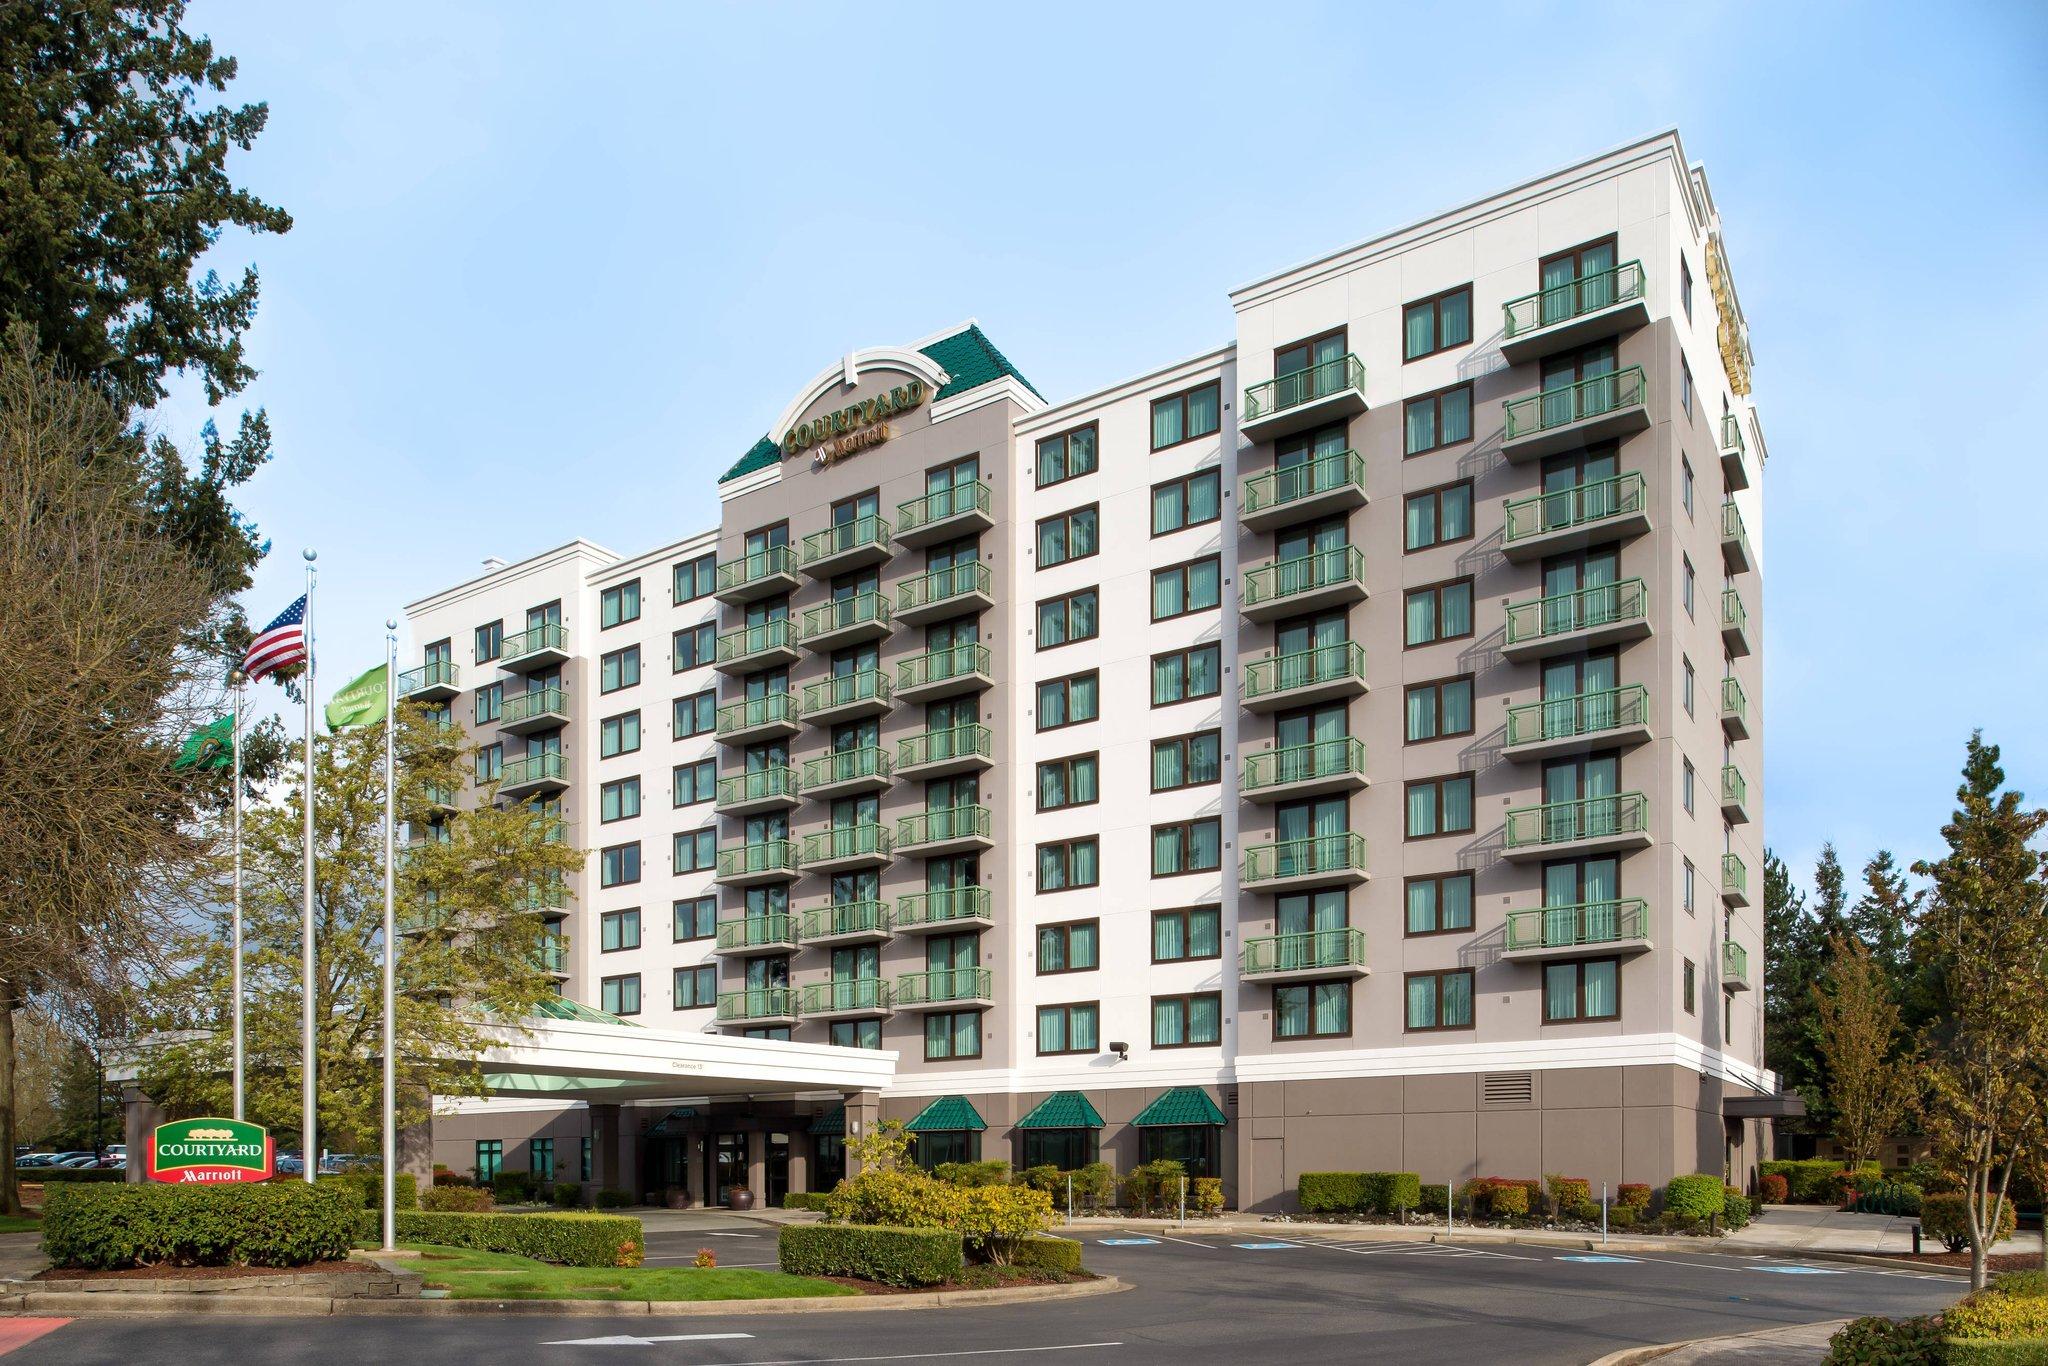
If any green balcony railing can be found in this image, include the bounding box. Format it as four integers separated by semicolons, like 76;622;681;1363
897;804;990;849
716;618;797;664
1243;354;1366;426
1721;587;1749;636
1505;899;1648;952
501;622;568;662
716;914;797;952
1504;472;1647;546
798;978;891;1014
1506;684;1649;748
500;752;566;788
1505;578;1649;646
1720;412;1746;456
897;481;991;535
716;988;795;1023
896;887;992;930
1722;940;1750;987
717;766;798;807
716;545;797;594
804;669;890;714
1504;793;1650;849
802;746;891;789
398;660;458;695
1239;927;1367;977
893;967;992;1006
897;643;990;692
1502;260;1647;338
1504;366;1648;440
717;839;799;880
424;782;458;809
898;562;992;615
518;876;567;913
1241;833;1367;885
1722;853;1748;899
1242;737;1367;793
1720;498;1750;547
898;724;990;770
537;935;567;974
802;823;891;864
802;591;890;639
1242;545;1366;609
1721;763;1748;810
716;692;798;735
799;901;889;941
1242;642;1367;702
501;685;567;727
1721;675;1748;728
802;515;891;565
1242;449;1366;518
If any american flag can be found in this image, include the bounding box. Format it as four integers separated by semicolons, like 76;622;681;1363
242;595;308;682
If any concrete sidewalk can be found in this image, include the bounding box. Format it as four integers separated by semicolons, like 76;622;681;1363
1592;1319;1851;1365
1728;1205;2041;1257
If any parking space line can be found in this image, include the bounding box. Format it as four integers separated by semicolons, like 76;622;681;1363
1118;1228;1219;1249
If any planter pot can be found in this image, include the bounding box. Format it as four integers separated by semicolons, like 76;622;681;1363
664;1188;693;1210
727;1189;755;1211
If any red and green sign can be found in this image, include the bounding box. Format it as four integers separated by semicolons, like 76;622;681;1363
146;1117;274;1184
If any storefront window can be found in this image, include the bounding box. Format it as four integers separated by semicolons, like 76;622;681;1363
1019;1128;1095;1171
1139;1125;1218;1179
913;1130;977;1170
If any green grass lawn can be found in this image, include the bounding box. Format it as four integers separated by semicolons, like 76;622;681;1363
0;1214;41;1234
395;1242;857;1302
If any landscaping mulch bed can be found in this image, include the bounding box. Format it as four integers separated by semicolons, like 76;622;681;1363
820;1269;1098;1296
37;1259;374;1282
1895;1252;2043;1273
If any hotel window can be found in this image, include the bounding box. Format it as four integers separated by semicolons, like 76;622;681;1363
1036;505;1099;568
1544;958;1620;1023
1150;380;1221;451
1681;256;1694;321
1152;905;1221;962
475;743;503;784
1403;384;1473;456
674;896;716;941
673;827;716;873
1037;920;1100;974
925;1010;981;1061
600;710;641;758
1036;588;1099;649
831;1020;882;1049
1404;577;1474;646
1682;458;1695;518
1683;959;1697;1014
599;842;640;888
600;908;641;952
1683;860;1697;916
600;645;640;694
1035;423;1098;488
1403;285;1473;360
1683;658;1696;717
1404;969;1474;1031
1036;753;1100;811
1681;357;1695;419
1683;759;1696;815
530;1138;554;1182
1152;469;1222;535
1275;983;1349;1040
1152;818;1222;876
1403;480;1474;552
1405;675;1474;742
673;964;715;1009
475;682;503;724
673;759;715;807
600;580;640;629
1036;671;1099;730
1405;872;1475;936
1037;1002;1100;1055
600;974;641;1016
1152;730;1222;792
744;1027;791;1042
1405;774;1475;838
474;620;503;663
673;623;715;671
1153;992;1222;1048
673;689;715;738
1037;837;1099;892
1151;643;1221;706
1683;556;1696;618
579;1138;591;1183
673;552;716;604
600;776;640;823
1152;555;1221;621
474;1140;503;1182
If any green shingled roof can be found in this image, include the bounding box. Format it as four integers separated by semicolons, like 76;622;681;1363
1015;1091;1104;1130
718;432;781;486
808;1105;845;1137
1131;1086;1227;1127
904;1094;986;1132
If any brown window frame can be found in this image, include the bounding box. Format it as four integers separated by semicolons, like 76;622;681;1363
672;895;716;943
1034;1001;1101;1057
1683;958;1697;1014
1036;837;1100;894
475;681;503;725
1036;919;1101;976
1403;576;1476;648
672;759;715;808
474;621;503;663
672;622;716;672
598;907;641;954
1272;980;1353;1041
1402;285;1474;361
600;578;642;630
672;963;716;1009
671;827;716;874
1035;503;1100;571
1150;554;1223;622
1149;380;1223;453
1150;818;1222;878
599;776;641;824
1404;773;1476;840
1151;905;1222;964
1151;991;1224;1049
1035;587;1100;651
599;644;641;694
1542;236;1620;284
1150;729;1222;794
1541;956;1623;1024
1151;642;1222;707
1035;422;1100;489
924;1009;983;1062
1403;968;1476;1033
599;841;641;889
1403;382;1475;456
1403;871;1476;937
672;552;716;605
1150;468;1223;537
599;973;642;1017
1035;669;1100;732
1403;674;1476;744
672;688;716;739
1035;752;1101;813
599;709;642;759
1275;326;1347;372
1402;479;1476;553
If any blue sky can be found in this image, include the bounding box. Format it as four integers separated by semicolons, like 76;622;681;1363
164;1;2048;898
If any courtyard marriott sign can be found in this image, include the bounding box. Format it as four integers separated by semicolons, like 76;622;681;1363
783;378;928;464
146;1116;275;1184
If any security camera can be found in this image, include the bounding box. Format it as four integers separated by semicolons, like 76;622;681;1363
1109;1042;1129;1060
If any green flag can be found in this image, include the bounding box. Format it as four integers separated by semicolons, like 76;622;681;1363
325;663;389;731
173;715;235;771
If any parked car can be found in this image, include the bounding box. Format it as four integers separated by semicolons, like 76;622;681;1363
275;1153;305;1176
15;1153;59;1169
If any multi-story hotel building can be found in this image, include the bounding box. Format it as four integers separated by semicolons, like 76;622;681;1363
402;130;1781;1210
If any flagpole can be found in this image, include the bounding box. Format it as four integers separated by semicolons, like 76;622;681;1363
381;620;398;1252
301;549;318;1184
231;670;246;1122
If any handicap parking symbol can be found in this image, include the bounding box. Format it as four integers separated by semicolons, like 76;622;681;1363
1098;1238;1158;1246
1757;1265;1842;1275
1234;1242;1298;1250
1559;1254;1640;1263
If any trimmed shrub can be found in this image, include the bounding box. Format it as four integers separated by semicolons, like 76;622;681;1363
1946;1340;2048;1364
1462;1176;1540;1220
1663;1174;1727;1223
1122;1159;1187;1216
431;1170;477;1188
1831;1165;1884;1207
826;1169;966;1229
1994;1272;2048;1299
1299;1172;1370;1214
1014;1165;1062;1195
782;1191;833;1212
1762;1158;1848;1205
1617;1183;1653;1213
319;1172;419;1212
43;1181;357;1269
594;1187;634;1209
1759;1173;1790;1205
1722;1189;1752;1231
1948;1285;2048;1341
393;1211;642;1267
1607;1206;1637;1229
1489;1183;1530;1217
29;1168;123;1184
1010;1235;1084;1274
1924;1192;2019;1254
1822;1314;1948;1364
1545;1175;1592;1214
778;1223;964;1287
1070;1163;1116;1214
1566;1199;1603;1223
420;1184;493;1213
1419;1183;1450;1213
491;1169;540;1204
1369;1172;1423;1214
952;1185;1056;1264
551;1182;582;1209
932;1161;1011;1189
1190;1177;1224;1216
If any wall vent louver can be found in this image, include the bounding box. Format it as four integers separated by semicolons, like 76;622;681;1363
1482;1072;1535;1106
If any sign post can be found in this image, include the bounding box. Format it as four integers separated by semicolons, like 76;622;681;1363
146;1117;275;1184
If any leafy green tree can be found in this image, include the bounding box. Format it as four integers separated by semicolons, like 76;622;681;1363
1810;935;1914;1169
1850;851;1920;982
1763;850;1824;1118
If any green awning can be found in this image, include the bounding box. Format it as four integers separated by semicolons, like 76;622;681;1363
527;995;643;1028
904;1094;986;1133
1131;1086;1227;1127
809;1105;845;1137
1015;1091;1104;1130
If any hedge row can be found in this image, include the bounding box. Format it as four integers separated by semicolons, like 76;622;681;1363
318;1172;419;1211
1924;1193;2020;1254
782;1191;833;1212
778;1223;964;1287
368;1210;644;1268
27;1167;123;1184
1010;1235;1083;1274
1298;1171;1423;1215
43;1181;358;1269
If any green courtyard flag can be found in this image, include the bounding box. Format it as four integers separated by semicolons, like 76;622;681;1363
173;715;235;771
324;663;389;731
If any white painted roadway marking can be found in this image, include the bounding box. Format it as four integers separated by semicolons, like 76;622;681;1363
1557;1254;1641;1264
543;1333;755;1346
1114;1228;1217;1248
672;1347;1125;1365
1315;1240;1538;1261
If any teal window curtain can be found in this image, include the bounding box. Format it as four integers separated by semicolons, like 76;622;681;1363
1406;976;1437;1029
1187;471;1220;522
1151;400;1181;450
1441;583;1473;637
1312;983;1349;1034
1187;907;1219;957
1187;734;1220;785
1441;971;1473;1027
1545;963;1578;1021
1153;913;1184;961
1151;656;1180;705
1035;436;1064;486
1188;559;1220;611
1152;741;1184;791
1405;589;1436;645
1038;844;1066;889
1153;998;1184;1046
1441;875;1473;930
1439;291;1472;348
1190;819;1221;870
1404;398;1435;455
1068;427;1097;474
1036;679;1066;727
1037;600;1064;645
1407;784;1438;838
1441;484;1473;540
1443;777;1474;832
1403;302;1434;359
1151;829;1181;875
1407;880;1437;934
1186;385;1219;437
1037;927;1066;973
1584;961;1617;1018
1442;679;1473;734
953;1013;979;1057
1186;646;1218;696
1038;1006;1066;1053
1440;387;1473;445
1037;519;1064;563
1072;757;1098;804
1038;762;1067;810
1405;495;1436;550
1071;591;1097;638
1069;922;1097;969
1071;839;1098;886
1406;684;1437;741
1152;484;1181;533
1275;987;1309;1038
1071;509;1099;559
1187;995;1220;1045
1069;674;1098;720
1152;568;1184;620
1070;1006;1099;1052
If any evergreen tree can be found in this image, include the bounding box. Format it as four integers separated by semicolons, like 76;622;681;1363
1851;850;1921;987
1763;849;1824;1115
1813;842;1849;941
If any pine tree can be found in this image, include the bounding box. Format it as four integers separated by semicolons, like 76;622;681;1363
1763;850;1824;1115
1850;850;1921;987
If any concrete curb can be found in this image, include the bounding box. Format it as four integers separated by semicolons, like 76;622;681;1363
1584;1317;1854;1366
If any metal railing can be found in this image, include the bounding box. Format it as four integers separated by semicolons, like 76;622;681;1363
1505;899;1648;952
716;914;797;952
897;804;991;849
1722;940;1750;986
1242;545;1366;608
715;692;798;735
715;618;798;664
1504;472;1647;545
1506;684;1650;748
1722;764;1748;810
1241;833;1368;884
802;515;891;565
537;936;568;974
716;545;796;593
1242;449;1366;518
398;660;458;695
1501;261;1646;338
501;685;567;726
1722;853;1748;899
897;481;991;535
1721;587;1748;636
500;752;566;788
895;887;992;929
500;623;567;662
897;643;990;692
893;967;992;1006
1243;354;1366;425
1242;737;1367;792
716;767;798;807
1239;927;1367;976
1504;366;1648;440
1721;676;1748;728
898;724;990;770
1721;412;1745;456
1503;793;1650;849
1243;642;1366;701
716;988;795;1022
716;839;799;880
799;901;889;941
898;562;992;613
797;979;891;1014
801;823;891;863
1505;578;1649;646
801;746;891;788
803;669;891;713
802;591;890;638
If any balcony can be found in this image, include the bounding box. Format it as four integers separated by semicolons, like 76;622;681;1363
801;746;892;798
1720;587;1752;657
1502;578;1651;663
1499;261;1650;365
1721;764;1750;824
803;669;892;725
1722;940;1752;992
714;913;799;956
1502;793;1652;862
714;619;801;674
1241;545;1368;622
797;978;892;1021
715;839;800;886
801;823;892;873
897;562;994;626
519;876;568;914
1720;413;1751;492
1240;449;1368;532
1721;853;1750;906
798;900;891;947
715;692;801;744
499;623;569;674
802;515;893;577
892;967;993;1011
714;545;800;605
897;724;991;779
1502;367;1650;463
896;804;993;857
1501;899;1653;964
1242;642;1368;713
424;782;458;813
1241;833;1369;891
1719;500;1754;575
716;988;798;1027
1238;927;1370;985
715;766;800;816
1504;685;1652;762
1720;676;1749;740
896;481;994;547
498;752;567;797
801;591;892;651
499;684;568;737
895;887;994;935
537;934;569;978
1241;738;1369;803
896;643;992;703
1241;354;1368;443
1502;473;1650;563
398;660;460;703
